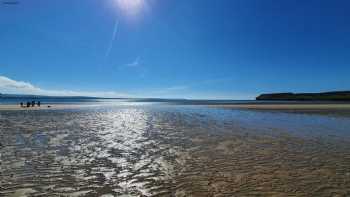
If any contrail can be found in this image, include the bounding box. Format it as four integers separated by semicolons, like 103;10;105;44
105;18;119;58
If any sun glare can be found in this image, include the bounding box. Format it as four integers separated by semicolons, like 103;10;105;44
115;0;145;16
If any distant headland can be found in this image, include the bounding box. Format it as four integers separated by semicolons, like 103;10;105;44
256;91;350;101
0;93;99;99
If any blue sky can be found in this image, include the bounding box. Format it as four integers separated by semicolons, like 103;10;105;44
0;0;349;99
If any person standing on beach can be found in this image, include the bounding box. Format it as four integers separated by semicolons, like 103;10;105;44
31;101;35;107
20;102;23;107
38;101;41;107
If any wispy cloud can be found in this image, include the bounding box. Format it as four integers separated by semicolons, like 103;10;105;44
133;85;189;98
0;75;254;99
137;78;255;99
105;19;119;58
140;86;253;99
163;86;188;91
0;76;129;98
118;57;147;78
120;57;141;68
125;57;140;67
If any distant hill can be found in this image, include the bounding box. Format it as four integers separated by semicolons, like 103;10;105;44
0;93;185;101
0;93;100;99
256;91;350;101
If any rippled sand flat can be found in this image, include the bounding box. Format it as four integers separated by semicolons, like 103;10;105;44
1;105;350;196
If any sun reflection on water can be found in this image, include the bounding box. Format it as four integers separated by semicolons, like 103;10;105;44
1;106;350;196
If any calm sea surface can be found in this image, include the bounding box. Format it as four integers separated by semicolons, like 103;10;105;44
1;97;349;105
1;100;350;196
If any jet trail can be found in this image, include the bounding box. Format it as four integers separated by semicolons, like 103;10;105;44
105;19;119;58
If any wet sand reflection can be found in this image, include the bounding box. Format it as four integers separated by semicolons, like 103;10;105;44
1;106;350;196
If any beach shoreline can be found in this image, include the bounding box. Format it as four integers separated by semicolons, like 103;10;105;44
208;103;350;110
1;103;350;111
0;104;100;111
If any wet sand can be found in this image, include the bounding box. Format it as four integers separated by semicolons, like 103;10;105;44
0;104;100;111
211;103;350;110
177;131;350;196
210;103;350;117
1;105;350;196
2;103;350;111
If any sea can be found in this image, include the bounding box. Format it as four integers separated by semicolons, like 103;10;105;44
0;96;347;105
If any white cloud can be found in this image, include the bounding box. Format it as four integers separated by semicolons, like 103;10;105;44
126;57;140;67
0;76;254;99
0;76;129;98
0;76;41;94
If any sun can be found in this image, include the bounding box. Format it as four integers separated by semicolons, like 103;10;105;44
115;0;145;16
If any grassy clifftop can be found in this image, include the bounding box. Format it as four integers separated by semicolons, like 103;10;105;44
256;91;350;101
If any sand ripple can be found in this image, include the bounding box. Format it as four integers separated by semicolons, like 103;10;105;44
0;106;350;196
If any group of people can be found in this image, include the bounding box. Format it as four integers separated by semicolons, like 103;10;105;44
20;101;41;108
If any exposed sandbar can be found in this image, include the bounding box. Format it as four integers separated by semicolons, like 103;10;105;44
210;104;350;110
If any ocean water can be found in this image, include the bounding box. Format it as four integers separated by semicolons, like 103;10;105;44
1;102;350;196
1;97;348;105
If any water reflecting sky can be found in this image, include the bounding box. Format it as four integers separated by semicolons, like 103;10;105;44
1;104;350;196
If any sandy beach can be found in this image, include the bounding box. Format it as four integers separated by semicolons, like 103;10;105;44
0;104;100;111
2;103;350;111
1;103;350;196
211;103;350;110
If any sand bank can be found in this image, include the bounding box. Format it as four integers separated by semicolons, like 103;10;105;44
0;104;99;111
2;103;350;112
210;103;350;110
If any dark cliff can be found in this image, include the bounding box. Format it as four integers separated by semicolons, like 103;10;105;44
256;91;350;101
